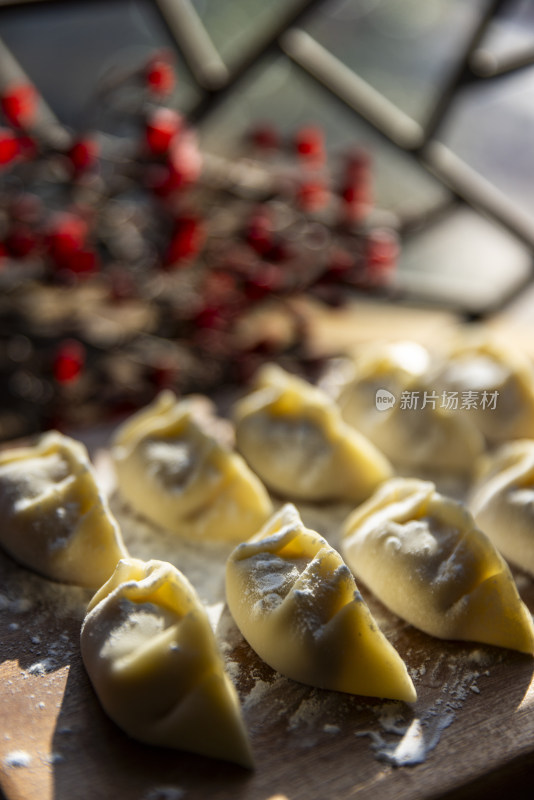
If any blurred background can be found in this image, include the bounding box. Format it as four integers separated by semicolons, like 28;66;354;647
0;0;534;440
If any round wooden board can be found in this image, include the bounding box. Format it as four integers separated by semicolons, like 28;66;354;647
1;483;534;800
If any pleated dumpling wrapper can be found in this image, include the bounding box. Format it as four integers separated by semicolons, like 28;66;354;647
342;478;534;654
337;341;484;477
432;336;534;444
81;557;254;768
470;440;534;577
225;504;417;702
111;391;272;542
0;430;127;587
233;364;393;503
338;340;431;428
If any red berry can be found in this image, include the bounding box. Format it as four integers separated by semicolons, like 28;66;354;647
63;248;100;276
339;148;374;224
365;229;399;277
344;148;372;180
47;213;88;265
1;83;38;129
147;131;201;196
16;135;38;160
4;225;39;258
46;213;99;278
150;359;179;390
145;56;176;96
145;163;173;195
340;188;372;225
244;264;283;302
326;248;355;278
194;304;225;330
268;240;294;263
249;123;280;150
294;126;325;163
145;108;182;154
147;163;187;197
68;137;99;171
168;129;202;182
245;208;272;256
53;340;85;383
165;215;205;265
0;128;19;165
296;179;329;212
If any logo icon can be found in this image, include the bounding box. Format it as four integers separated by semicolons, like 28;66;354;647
375;389;396;411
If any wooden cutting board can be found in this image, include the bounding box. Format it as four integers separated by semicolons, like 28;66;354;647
2;295;534;800
1;437;534;800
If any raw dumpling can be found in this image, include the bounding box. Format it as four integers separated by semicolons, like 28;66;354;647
342;478;534;654
0;431;127;587
233;364;393;503
337;342;484;477
470;440;534;576
432;336;534;444
225;504;417;702
337;340;431;426
81;557;254;768
112;391;273;541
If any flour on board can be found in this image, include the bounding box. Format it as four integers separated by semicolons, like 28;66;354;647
0;443;517;774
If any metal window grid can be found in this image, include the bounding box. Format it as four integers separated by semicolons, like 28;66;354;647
0;0;533;317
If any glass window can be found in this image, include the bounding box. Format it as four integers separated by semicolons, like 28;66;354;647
301;0;488;125
437;65;534;224
476;0;534;63
398;208;531;312
197;54;450;220
190;0;303;70
0;0;202;131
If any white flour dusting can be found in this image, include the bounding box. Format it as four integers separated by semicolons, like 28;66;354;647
288;692;325;731
352;646;500;767
323;724;341;734
109;494;232;611
4;750;32;768
357;699;457;767
358;712;456;767
0;439;528;777
28;659;57;676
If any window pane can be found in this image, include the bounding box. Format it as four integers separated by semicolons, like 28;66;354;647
438;65;534;223
477;0;534;61
301;0;488;125
198;54;450;219
0;0;202;131
190;0;302;70
398;208;531;313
